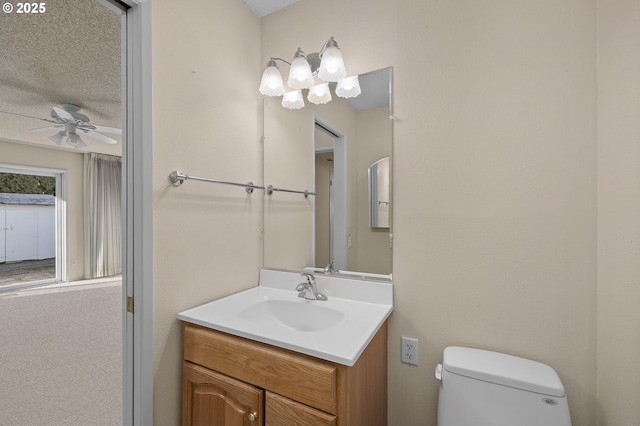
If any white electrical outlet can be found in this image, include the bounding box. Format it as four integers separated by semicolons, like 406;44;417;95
401;336;419;365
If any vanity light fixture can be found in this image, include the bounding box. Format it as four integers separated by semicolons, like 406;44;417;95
316;37;346;82
281;90;305;109
259;36;360;109
287;48;315;89
258;59;285;96
307;83;332;104
335;75;361;98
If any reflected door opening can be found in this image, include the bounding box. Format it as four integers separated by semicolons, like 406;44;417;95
314;120;347;270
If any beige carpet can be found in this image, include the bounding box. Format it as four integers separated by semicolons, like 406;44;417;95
0;282;122;426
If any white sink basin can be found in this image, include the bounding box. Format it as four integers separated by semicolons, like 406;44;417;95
177;269;393;366
238;299;345;332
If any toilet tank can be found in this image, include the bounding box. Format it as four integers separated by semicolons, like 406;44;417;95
436;347;572;426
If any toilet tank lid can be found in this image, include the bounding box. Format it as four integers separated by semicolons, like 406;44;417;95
442;346;566;398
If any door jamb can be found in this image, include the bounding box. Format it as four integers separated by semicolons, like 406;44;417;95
112;1;154;425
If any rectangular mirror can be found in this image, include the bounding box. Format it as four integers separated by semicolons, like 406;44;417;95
263;67;393;277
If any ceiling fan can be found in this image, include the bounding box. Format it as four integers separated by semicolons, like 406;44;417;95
27;104;121;149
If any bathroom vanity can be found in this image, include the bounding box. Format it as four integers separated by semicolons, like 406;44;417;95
182;322;387;425
178;269;393;426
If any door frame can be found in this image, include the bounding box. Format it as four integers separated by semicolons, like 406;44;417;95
103;0;153;424
123;2;153;425
313;115;347;270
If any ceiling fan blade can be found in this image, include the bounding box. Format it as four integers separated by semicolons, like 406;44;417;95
31;125;64;133
53;106;76;122
0;110;57;123
91;125;122;135
81;129;118;144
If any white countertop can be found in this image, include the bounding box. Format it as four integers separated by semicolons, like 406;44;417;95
177;269;393;366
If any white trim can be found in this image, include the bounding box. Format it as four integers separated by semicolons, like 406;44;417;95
101;0;153;424
57;170;68;284
121;2;154;426
95;0;127;15
0;164;67;292
0;163;67;176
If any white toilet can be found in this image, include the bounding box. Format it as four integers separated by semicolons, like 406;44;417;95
435;346;572;426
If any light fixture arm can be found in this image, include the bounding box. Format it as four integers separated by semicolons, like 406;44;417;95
268;57;291;67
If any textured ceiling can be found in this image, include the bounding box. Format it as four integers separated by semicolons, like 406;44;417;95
242;0;299;17
0;0;122;155
0;0;378;157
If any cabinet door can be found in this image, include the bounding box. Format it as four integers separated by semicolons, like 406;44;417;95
266;391;336;426
183;362;264;426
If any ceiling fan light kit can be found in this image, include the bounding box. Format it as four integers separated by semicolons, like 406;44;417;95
48;130;66;145
39;104;121;149
0;103;122;150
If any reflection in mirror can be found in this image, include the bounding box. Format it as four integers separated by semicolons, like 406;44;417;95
369;157;390;229
314;128;334;268
263;67;392;277
313;120;347;271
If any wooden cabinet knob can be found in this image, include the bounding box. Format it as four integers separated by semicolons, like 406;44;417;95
248;412;258;422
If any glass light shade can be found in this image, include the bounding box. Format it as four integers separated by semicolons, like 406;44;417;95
287;56;314;89
307;83;332;104
66;132;87;149
259;65;285;96
318;45;346;82
281;90;305;109
335;76;361;98
49;131;66;145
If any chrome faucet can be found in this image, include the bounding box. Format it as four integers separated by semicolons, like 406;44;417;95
296;272;328;301
324;261;339;275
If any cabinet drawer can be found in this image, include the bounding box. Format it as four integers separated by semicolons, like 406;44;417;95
183;323;338;414
266;391;336;426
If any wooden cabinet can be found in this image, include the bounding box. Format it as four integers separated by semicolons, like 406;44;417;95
265;392;336;426
182;321;387;426
183;362;263;426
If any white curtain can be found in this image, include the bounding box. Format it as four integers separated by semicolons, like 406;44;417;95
84;153;122;278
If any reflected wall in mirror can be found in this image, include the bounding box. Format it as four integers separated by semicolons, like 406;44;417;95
263;67;392;276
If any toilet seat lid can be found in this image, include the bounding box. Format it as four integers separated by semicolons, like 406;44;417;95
442;346;566;397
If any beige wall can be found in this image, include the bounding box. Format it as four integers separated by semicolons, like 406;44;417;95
150;0;640;424
263;1;597;425
151;0;262;423
597;0;640;424
0;140;86;281
356;106;392;274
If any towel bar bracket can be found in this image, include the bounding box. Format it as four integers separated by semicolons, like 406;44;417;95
266;185;314;198
169;170;187;186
